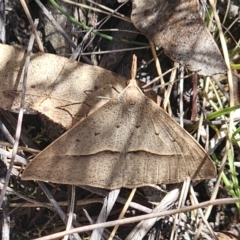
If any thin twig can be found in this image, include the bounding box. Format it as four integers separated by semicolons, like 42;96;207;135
90;188;120;240
38;182;82;240
0;0;6;43
34;197;240;240
81;185;152;213
64;185;76;240
0;148;27;165
0;20;37;207
126;189;179;240
109;188;137;240
19;0;44;52
0;118;15;144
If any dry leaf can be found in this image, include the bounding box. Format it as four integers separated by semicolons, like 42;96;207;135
0;44;127;129
131;0;228;76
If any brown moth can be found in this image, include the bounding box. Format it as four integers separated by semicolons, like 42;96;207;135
22;56;216;189
131;0;228;76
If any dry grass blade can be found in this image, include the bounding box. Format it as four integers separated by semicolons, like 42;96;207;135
38;182;82;240
81;186;152;214
0;20;36;207
63;185;76;240
33;197;240;240
125;189;179;240
109;188;137;239
90;188;120;240
19;0;44;52
169;178;191;239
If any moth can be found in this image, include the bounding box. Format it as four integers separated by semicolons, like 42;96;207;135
22;56;216;189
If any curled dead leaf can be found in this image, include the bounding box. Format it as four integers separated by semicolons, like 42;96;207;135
131;0;228;76
0;44;127;129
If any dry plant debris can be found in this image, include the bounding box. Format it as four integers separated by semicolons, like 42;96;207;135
0;0;239;239
131;0;228;76
0;44;127;129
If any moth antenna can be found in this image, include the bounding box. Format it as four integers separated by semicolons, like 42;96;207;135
131;55;137;79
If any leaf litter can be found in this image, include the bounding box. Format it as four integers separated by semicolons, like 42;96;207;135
0;0;240;239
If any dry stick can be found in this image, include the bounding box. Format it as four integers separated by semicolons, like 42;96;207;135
209;79;226;109
79;46;150;55
19;0;44;52
163;63;178;111
40;183;71;223
81;186;152;214
97;0;129;30
34;197;240;240
2;194;9;240
34;0;72;45
170;178;190;240
0;141;40;154
142;67;178;89
189;186;218;240
0;0;6;43
0;149;27;165
90;189;120;240
82;208;94;225
38;182;82;240
150;42;165;87
197;77;210;143
108;188;137;240
208;122;235;154
63;185;76;240
210;1;234;154
1;139;9;240
194;140;230;239
0;183;55;211
188;191;199;233
222;0;231;24
125;189;179;240
212;75;230;102
179;66;185;128
194;146;230;239
82;207;114;239
98;3;136;69
81;1;129;68
150;42;166;107
9;199;103;208
70;27;94;61
62;0;130;22
0;120;15;144
85;0;129;20
191;73;198;121
223;17;240;44
150;42;175;113
0;20;37;207
143;71;194;97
